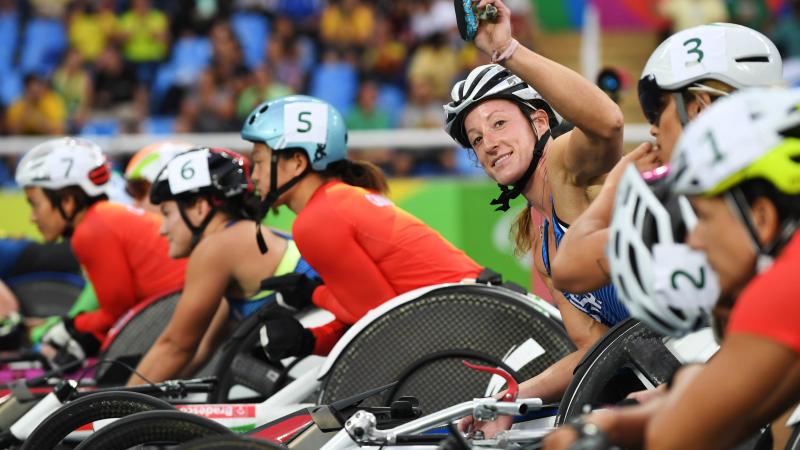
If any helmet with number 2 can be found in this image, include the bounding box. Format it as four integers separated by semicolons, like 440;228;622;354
241;95;348;171
607;165;718;337
15;137;110;197
638;23;782;124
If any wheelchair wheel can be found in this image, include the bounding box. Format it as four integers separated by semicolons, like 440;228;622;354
73;409;233;450
319;284;575;413
555;319;681;425
20;391;175;450
175;435;283;449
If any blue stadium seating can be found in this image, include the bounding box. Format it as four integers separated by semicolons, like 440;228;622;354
19;18;66;76
310;61;358;116
230;12;270;70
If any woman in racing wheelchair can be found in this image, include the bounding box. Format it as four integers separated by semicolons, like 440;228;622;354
128;147;318;385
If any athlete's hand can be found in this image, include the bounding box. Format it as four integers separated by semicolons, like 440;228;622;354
626;142;662;173
259;316;315;361
41;317;99;369
457;413;514;438
473;0;514;60
625;384;666;404
260;273;322;311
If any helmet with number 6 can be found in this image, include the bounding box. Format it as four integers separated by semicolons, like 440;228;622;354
638;23;782;125
241;95;347;171
15;137;110;197
607;165;718;337
150;147;252;205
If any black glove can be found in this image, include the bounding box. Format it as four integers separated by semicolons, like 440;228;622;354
259;316;315;361
0;312;23;351
260;273;322;311
41;317;100;369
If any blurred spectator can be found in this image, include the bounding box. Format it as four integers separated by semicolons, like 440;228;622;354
117;0;170;85
320;0;375;50
5;74;66;135
30;0;69;18
407;32;459;101
175;30;247;133
346;80;391;130
53;48;92;133
360;16;407;85
267;35;307;92
236;65;293;120
67;0;117;63
773;0;800;60
409;0;456;41
725;0;769;31
92;46;144;132
400;76;442;129
658;0;728;32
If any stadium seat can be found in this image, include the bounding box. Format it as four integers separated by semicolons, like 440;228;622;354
171;36;211;86
0;68;23;107
80;118;120;137
230;12;270;70
19;18;66;76
376;83;406;128
143;115;176;135
310;61;358;117
0;10;19;70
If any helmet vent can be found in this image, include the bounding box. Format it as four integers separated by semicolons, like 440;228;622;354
259;104;269;114
779;123;800;139
734;56;769;63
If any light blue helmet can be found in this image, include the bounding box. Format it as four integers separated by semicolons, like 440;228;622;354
241;95;348;171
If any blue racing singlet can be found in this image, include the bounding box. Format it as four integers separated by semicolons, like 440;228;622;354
541;198;629;327
225;235;319;321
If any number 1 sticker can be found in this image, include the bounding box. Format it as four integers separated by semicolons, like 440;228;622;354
167;150;211;195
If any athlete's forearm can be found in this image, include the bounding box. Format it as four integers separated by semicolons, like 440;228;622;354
504;45;623;143
516;348;588;403
127;339;195;386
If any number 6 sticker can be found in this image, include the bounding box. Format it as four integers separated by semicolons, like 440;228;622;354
167;150;211;194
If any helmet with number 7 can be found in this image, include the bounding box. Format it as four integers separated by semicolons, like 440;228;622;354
638;23;782;125
241;95;348;171
607;165;718;337
15;137;110;197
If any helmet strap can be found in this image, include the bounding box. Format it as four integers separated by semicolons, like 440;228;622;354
178;201;217;251
673;92;691;127
48;191;84;238
490;128;551;212
255;152;310;254
725;188;799;273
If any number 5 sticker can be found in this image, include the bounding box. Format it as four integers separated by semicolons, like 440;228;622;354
167;150;211;194
285;102;328;146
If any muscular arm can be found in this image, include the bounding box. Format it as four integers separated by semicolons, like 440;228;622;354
646;334;800;450
471;0;622;185
128;241;231;385
551;146;655;293
179;301;232;378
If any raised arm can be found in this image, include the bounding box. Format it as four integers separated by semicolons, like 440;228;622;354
474;0;624;183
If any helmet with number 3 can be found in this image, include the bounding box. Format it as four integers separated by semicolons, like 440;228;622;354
241;95;347;171
15;137;110;197
607;165;718;337
638;23;782;125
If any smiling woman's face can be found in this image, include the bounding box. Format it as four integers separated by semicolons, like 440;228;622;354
463;99;538;185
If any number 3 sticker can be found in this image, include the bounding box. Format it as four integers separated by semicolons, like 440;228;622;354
683;37;704;63
669;26;726;78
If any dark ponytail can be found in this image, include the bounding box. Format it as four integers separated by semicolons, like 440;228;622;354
323;159;389;194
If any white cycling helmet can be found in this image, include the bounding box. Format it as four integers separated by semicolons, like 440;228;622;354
607;165;719;337
669;87;800;270
639;23;782;125
15;137;110;197
444;64;560;148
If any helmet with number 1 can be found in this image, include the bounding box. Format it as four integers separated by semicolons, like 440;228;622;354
241;95;348;170
638;23;782;125
150;147;252;205
15;137;110;197
607;165;717;337
669;87;800;268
